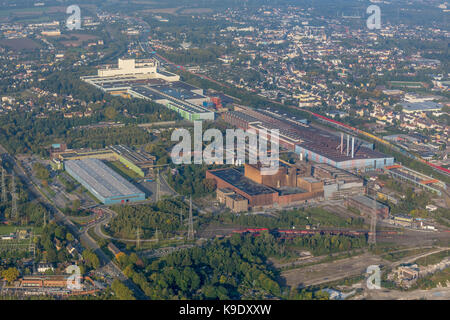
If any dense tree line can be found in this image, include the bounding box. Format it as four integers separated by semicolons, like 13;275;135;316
36;223;73;264
108;200;190;239
166;164;216;198
121;234;284;299
288;233;367;256
218;207;365;230
67;126;152;150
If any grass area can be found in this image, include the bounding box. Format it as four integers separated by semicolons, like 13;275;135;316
57;174;77;193
415;250;449;266
219;207;366;230
105;161;141;181
411;267;450;290
306;207;366;228
279;249;366;272
381;247;433;262
43;185;56;197
86;228;115;260
314;274;365;290
369;243;401;255
0;225;42;235
68;213;97;224
129;238;192;252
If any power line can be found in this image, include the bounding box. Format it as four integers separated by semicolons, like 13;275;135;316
1;167;6;203
156;168;160;202
187;195;194;240
11;173;17;221
136;225;141;249
368;197;377;245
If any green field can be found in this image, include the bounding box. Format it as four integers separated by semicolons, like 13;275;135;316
0;225;42;235
106;160;141;180
381;247;432;262
415;250;449;266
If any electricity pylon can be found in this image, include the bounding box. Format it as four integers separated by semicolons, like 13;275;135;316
1;167;6;203
136;226;141;249
187;196;194;240
11;173;17;220
368;198;377;245
156;168;160;202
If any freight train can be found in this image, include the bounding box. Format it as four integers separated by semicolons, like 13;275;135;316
231;227;399;239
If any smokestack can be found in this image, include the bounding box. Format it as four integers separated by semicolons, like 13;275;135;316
340;133;344;154
351;137;355;158
347;135;350;156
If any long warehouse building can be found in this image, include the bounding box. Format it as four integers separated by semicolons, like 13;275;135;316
65;158;145;204
222;106;394;170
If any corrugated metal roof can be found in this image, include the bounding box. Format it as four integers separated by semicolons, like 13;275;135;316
65;158;143;199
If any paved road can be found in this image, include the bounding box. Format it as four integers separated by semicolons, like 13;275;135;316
0;145;146;298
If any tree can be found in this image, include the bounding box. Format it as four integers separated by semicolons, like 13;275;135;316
104;107;118;120
72;200;81;212
66;232;75;242
111;279;135;300
82;249;100;269
2;267;19;284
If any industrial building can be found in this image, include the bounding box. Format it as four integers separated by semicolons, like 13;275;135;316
345;195;389;219
109;145;155;177
207;167;278;207
81;58;215;121
207;161;324;210
56;149;116;162
400;101;442;113
383;164;445;196
65;158;145;204
312;163;365;199
129;85;214;121
83;58;180;82
222;106;394;170
52;145;157;178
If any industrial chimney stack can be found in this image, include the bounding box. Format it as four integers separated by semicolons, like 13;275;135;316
346;135;350;156
351;137;355;158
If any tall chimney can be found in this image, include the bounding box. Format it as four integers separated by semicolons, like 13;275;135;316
347;135;350;156
340;133;344;154
351;137;355;158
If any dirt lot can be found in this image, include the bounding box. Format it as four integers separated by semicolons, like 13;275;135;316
179;8;214;14
55;33;100;47
282;252;387;289
139;7;182;14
